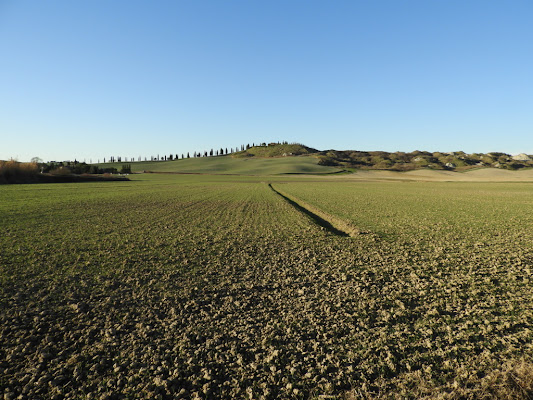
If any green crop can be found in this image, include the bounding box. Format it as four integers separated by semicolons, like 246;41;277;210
1;174;532;399
95;154;339;175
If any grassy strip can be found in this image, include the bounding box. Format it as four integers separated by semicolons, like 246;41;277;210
269;183;366;238
268;183;350;237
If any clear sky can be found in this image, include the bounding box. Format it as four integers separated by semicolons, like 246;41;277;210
1;0;532;162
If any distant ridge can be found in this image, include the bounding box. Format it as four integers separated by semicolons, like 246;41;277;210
314;149;533;171
231;145;533;171
32;143;533;175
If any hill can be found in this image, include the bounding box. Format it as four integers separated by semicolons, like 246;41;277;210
316;150;533;171
88;143;533;176
232;143;318;158
95;154;339;175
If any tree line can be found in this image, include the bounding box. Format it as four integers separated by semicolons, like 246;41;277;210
101;141;290;163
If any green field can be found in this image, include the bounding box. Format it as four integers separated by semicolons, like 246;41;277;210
95;155;340;175
2;173;533;399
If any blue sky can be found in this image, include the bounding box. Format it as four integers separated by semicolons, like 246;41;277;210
1;0;531;162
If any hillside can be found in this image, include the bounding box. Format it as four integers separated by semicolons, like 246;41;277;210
317;150;533;171
95;154;339;175
84;144;533;176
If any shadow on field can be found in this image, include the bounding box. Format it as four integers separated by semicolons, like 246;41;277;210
268;183;350;237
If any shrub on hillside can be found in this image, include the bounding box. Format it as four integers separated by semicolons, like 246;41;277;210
390;152;411;163
49;166;72;176
317;156;340;166
507;162;525;170
372;159;394;169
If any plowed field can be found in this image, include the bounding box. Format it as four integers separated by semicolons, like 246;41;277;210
1;175;532;399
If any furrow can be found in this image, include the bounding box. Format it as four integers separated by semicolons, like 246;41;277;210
268;183;363;238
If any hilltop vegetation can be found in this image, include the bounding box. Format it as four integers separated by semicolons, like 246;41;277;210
232;143;318;158
317;150;533;171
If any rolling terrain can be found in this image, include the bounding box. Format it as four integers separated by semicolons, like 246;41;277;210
95;154;533;182
95;155;339;175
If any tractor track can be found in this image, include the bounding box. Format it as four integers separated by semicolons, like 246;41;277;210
268;183;364;238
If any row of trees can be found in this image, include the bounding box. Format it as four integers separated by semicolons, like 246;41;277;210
102;141;290;163
1;159;132;183
42;161;118;175
32;142;292;165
